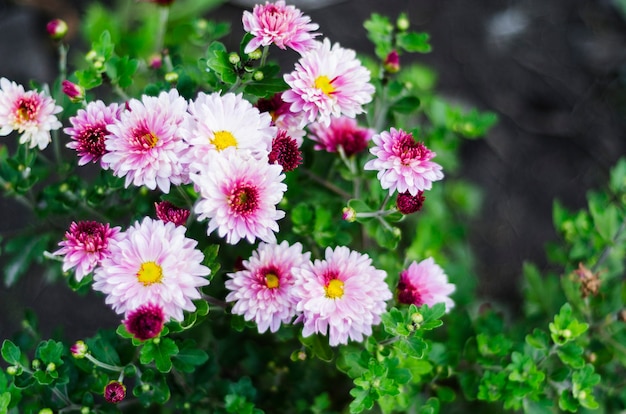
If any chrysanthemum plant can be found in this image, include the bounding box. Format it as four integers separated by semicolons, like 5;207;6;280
1;0;625;413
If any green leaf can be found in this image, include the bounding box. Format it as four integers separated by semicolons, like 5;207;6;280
397;32;431;53
106;55;139;88
1;341;21;365
133;369;170;406
559;390;579;412
140;338;179;373
390;96;421;114
420;303;446;330
244;64;288;98
556;342;585;368
525;328;550;351
94;30;114;60
172;340;209;373
0;392;10;413
590;201;619;242
300;334;333;362
35;340;64;366
349;387;375;414
205;41;238;84
609;158;626;194
398;336;427;359
4;234;51;287
75;68;103;90
363;13;393;60
33;371;54;385
549;303;588;345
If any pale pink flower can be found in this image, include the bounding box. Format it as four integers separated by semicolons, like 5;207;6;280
226;241;310;333
54;221;121;282
293;246;391;346
191;150;286;244
364;128;444;196
0;77;62;150
92;217;210;321
308;116;373;157
183;92;275;168
102;89;190;193
256;93;306;146
397;258;455;312
64;100;122;167
242;0;320;55
283;38;375;127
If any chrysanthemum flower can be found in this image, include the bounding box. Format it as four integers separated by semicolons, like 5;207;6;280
155;200;190;227
226;241;310;333
54;221;121;282
104;381;126;404
92;217;210;321
64;100;122;167
123;303;165;340
102;89;190;193
283;38;375;127
397;258;455;311
293;246;391;346
0;77;62;150
396;190;425;214
242;0;320;55
308;116;373;156
183;92;275;167
256;93;306;145
191;150;286;244
268;130;302;172
364;128;444;196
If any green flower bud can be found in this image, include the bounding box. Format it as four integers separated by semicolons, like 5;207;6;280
248;49;263;60
228;52;241;65
164;72;179;83
253;71;264;81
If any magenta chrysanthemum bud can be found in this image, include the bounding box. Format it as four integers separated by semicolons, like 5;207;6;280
104;381;126;404
342;206;356;222
70;340;88;358
148;54;163;70
124;303;165;341
308;116;373;157
62;80;85;103
396;190;425;215
155;201;190;227
46;19;68;40
396;258;455;311
268;130;302;172
384;50;400;73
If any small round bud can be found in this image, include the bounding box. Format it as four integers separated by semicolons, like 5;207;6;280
104;381;126;404
562;329;572;339
342;206;357;222
39;409;54;414
407;323;415;332
228;52;241;65
248;48;263;60
93;59;104;70
164;72;179;83
46;19;68;40
588;352;597;363
194;19;208;32
31;359;41;370
153;337;161;345
148;53;163;70
253;71;264;81
297;351;307;361
383;50;400;74
71;340;88;358
46;362;56;372
81;407;91;414
411;312;424;325
6;366;18;376
141;383;151;392
396;14;410;31
62;80;85;103
85;50;98;62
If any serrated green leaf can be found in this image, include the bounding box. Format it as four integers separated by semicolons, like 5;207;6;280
172;341;209;373
36;340;64;366
390;96;421;114
557;342;585;368
1;341;21;365
0;392;10;412
397;32;431;53
140;338;179;373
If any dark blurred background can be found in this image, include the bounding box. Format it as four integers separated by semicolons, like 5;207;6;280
1;0;626;340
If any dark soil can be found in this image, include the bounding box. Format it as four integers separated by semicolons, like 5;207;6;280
1;0;625;339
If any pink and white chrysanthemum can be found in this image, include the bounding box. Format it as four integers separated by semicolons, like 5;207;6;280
308;116;373;157
256;93;306;146
364;128;444;196
54;221;122;282
283;38;375;127
293;246;391;346
225;241;310;333
92;217;210;321
242;0;320;55
397;258;455;312
64;100;122;167
0;77;62;150
191;150;286;244
102;89;190;193
183;92;275;168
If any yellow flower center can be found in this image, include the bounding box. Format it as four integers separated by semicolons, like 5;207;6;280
142;131;159;148
212;130;238;151
314;75;335;96
137;261;163;286
325;279;344;299
265;273;279;289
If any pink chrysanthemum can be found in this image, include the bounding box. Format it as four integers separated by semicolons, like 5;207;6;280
191;150;286;244
242;0;320;55
123;303;165;341
102;89;190;193
293;246;391;346
155;200;190;227
225;241;310;333
308;116;373;157
183;92;275;168
268;130;302;172
64;100;122;166
397;258;455;312
54;221;121;282
92;217;210;321
256;93;306;145
364;128;444;196
0;77;62;150
283;38;375;127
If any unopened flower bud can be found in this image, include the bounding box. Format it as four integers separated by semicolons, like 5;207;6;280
39;409;54;414
81;407;91;414
6;366;18;376
342;206;357;222
411;312;424;325
228;52;241;65
396;190;425;214
248;48;263;60
46;19;68;40
85;50;98;62
104;380;126;404
32;359;41;370
46;362;56;372
384;50;400;74
71;340;88;358
164;72;179;83
396;14;410;31
148;53;163;70
253;71;264;81
62;80;85;103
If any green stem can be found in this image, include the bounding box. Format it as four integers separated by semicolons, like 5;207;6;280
356;209;396;219
201;293;228;309
154;6;170;55
260;45;270;67
301;168;351;199
84;353;125;372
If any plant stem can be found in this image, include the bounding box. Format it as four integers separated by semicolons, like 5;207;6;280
260;45;269;67
301;168;351;199
84;353;125;372
154;6;170;55
202;293;228;309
